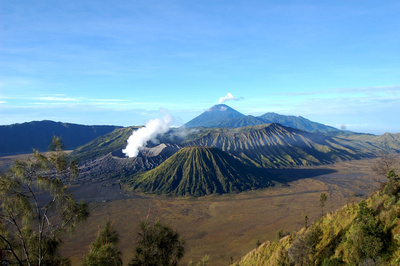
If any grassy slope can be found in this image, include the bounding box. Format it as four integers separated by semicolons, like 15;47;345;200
70;126;140;162
341;133;400;152
124;146;277;196
235;175;400;265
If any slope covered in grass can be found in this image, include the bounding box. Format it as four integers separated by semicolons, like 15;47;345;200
123;146;278;196
71;126;140;162
235;170;400;265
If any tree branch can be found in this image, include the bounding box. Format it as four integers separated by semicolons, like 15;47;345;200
0;234;24;266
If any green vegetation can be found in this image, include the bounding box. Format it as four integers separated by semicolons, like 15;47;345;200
83;219;186;266
123;146;277;196
0;137;89;265
188;254;210;266
235;169;400;265
83;221;122;266
338;132;400;152
319;193;328;216
129;220;185;266
71;126;140;162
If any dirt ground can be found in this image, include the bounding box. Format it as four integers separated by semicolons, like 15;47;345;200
58;158;386;265
0;153;390;265
0;153;387;265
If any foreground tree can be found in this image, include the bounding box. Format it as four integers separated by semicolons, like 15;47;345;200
129;220;185;266
319;192;328;216
0;137;89;265
372;150;398;177
83;221;122;266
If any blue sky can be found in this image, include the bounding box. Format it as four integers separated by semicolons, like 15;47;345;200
1;1;399;134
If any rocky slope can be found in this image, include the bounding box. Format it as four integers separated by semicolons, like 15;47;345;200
77;143;179;182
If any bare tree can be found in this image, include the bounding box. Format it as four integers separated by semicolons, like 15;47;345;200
371;150;399;177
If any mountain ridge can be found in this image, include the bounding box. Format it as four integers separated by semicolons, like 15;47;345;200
185;104;340;134
0;120;122;156
182;123;375;168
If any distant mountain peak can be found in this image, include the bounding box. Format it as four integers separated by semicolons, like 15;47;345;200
206;104;233;112
184;104;245;128
184;105;340;133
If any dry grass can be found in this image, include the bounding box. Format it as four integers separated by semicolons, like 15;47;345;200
59;158;384;265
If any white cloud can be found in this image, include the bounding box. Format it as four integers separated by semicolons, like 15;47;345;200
218;92;244;103
36;96;77;102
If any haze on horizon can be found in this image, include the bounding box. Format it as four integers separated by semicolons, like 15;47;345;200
0;1;399;135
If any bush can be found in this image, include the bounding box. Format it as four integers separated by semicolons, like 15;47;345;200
288;225;322;265
129;220;185;266
321;257;344;266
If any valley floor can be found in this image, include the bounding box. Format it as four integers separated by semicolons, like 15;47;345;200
59;158;384;265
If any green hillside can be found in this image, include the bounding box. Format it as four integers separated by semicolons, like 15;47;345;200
71;126;140;162
235;170;400;265
123;146;278;196
338;132;400;152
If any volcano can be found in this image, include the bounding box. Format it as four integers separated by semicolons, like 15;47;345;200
184;104;245;128
123;146;277;196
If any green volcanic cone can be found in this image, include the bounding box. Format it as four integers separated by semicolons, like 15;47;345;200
124;146;277;196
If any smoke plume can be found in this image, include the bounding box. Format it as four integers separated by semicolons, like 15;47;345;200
122;109;173;158
218;92;244;103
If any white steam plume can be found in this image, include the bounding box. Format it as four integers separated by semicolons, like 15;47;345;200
218;92;244;103
122;109;173;158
